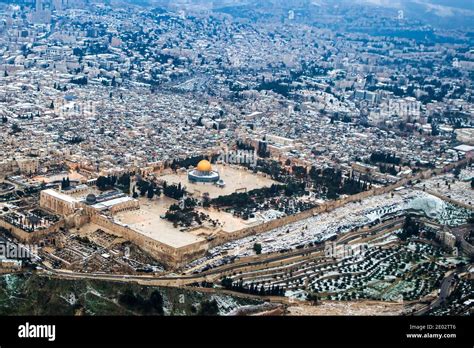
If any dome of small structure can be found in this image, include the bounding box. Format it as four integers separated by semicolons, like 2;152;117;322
196;160;212;172
86;194;97;204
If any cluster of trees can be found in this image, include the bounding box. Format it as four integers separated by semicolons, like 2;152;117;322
169;155;206;170
134;179;160;199
53;82;67;92
291;165;307;179
61;177;71;190
70;76;88;85
379;163;399;176
283;182;307;197
165;199;213;228
467;213;474;224
118;289;164;315
250;160;367;200
166;202;195;224
85;42;109;55
116;174;131;192
162;182;186;200
96;173;131;192
72;47;84;57
369;152;401;165
330;113;352;123
249;159;289;181
211;182;308;219
210;182;308;219
309;167;368;199
419;84;452;104
10;123;21;134
292;61;329;79
255;79;293;97
260;159;287;180
257;140;270;158
221;278;285;297
211;191;253;208
168;199;196;222
168;154;221;171
399;215;421;240
96;175;116;191
197;299;219;316
237;158;287;181
306;292;319;305
211;183;291;208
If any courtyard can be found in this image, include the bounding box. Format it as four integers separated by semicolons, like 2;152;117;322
114;196;206;249
159;164;278;199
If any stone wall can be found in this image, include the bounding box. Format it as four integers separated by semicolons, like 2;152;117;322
40;190;76;216
90;214;208;268
425;190;474;211
0;218;64;242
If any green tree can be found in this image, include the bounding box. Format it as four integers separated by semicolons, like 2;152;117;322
467;213;474;224
148;290;164;315
198;299;219;316
253;243;262;255
11;123;21;133
399;215;420;240
306;292;319;305
147;185;155;199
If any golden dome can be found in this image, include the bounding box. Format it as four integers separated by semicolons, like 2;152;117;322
196;160;212;172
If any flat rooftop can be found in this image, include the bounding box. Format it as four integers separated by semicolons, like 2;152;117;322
92;196;137;210
42;189;78;204
454;144;474;152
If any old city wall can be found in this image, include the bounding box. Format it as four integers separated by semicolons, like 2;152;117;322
0;218;64;243
89;214;207;267
424;190;474;211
